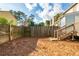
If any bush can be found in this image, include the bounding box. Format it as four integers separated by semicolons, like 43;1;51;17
0;17;13;25
0;17;8;25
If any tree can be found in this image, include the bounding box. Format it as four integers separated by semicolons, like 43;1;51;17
27;18;35;26
10;10;27;21
46;20;50;26
25;14;35;26
38;22;44;26
10;10;27;26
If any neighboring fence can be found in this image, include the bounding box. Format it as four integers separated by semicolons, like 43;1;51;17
25;26;58;37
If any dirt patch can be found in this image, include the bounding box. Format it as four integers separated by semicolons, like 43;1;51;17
0;37;79;56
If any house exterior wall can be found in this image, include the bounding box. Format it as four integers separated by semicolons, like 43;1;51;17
64;11;79;36
54;3;79;36
74;4;79;11
65;13;75;26
75;12;79;36
0;11;17;25
66;4;79;14
60;11;79;36
65;13;75;33
66;8;74;14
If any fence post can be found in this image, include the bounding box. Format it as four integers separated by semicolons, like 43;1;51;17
57;30;58;39
72;24;75;40
9;24;12;41
54;30;55;38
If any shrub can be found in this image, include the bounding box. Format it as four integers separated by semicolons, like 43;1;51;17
0;17;8;25
0;17;13;25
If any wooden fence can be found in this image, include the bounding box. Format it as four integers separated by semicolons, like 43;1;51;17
0;24;24;44
0;24;58;44
0;24;9;44
29;26;58;37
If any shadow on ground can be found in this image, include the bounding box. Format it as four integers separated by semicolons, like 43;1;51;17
0;37;39;56
63;36;79;43
0;36;79;56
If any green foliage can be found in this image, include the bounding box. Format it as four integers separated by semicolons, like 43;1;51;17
10;10;27;25
27;18;35;26
0;17;14;25
10;10;27;21
0;17;8;25
54;13;63;22
46;20;50;26
8;20;14;25
38;22;44;26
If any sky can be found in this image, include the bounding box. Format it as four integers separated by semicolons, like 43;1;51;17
0;3;72;24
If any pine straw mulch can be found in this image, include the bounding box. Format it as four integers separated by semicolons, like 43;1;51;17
0;37;79;56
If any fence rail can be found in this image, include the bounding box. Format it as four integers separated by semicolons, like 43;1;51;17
0;24;24;44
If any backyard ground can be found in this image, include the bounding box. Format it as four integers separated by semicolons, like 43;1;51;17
0;37;79;56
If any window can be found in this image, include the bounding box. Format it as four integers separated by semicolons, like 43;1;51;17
66;14;75;26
